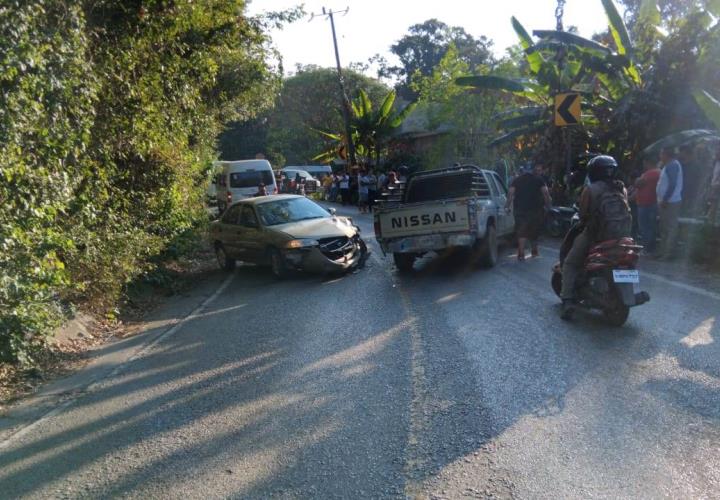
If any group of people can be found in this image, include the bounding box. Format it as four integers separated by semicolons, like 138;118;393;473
630;143;720;258
501;145;720;320
278;172;307;196
322;166;408;212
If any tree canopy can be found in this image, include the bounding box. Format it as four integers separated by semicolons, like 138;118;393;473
374;19;493;99
219;65;389;165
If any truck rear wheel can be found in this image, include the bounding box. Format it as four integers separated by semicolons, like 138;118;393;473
478;224;498;268
393;253;415;273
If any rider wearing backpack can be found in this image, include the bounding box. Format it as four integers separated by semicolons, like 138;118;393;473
560;155;632;319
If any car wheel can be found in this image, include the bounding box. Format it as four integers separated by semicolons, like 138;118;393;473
215;244;235;271
393;252;415;273
269;248;289;279
478;223;498;268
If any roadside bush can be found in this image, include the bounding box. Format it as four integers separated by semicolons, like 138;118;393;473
1;0;282;364
0;2;96;363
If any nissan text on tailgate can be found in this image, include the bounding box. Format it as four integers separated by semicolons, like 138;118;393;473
374;165;513;272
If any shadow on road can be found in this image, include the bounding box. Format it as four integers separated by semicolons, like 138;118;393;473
1;240;719;497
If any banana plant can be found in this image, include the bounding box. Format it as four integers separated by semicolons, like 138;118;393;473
454;0;642;149
643;90;720;155
313;89;416;165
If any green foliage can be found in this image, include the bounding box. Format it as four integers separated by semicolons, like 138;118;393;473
693;90;720;130
313;88;416;165
375;18;493;99
1;0;283;364
602;0;634;56
511;16;544;74
410;44;520;168
1;1;96;363
219;66;389;165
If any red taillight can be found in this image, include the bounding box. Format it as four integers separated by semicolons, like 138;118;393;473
226;191;232;204
273;185;279;194
373;218;381;236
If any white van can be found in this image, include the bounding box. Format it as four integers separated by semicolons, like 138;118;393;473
215;159;277;212
293;165;333;179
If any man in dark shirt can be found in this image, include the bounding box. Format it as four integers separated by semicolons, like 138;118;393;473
506;163;552;260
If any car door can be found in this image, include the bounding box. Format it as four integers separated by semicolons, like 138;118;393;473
483;171;506;235
236;205;264;263
490;172;513;236
218;204;243;256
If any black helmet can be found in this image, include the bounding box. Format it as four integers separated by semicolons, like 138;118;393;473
587;155;618;182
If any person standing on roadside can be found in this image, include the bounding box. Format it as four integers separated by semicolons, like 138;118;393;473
634;156;661;254
506;163;552;260
322;173;333;201
656;146;684;260
679;145;699;214
339;170;350;205
358;168;369;213
708;144;720;225
366;168;378;212
331;172;340;202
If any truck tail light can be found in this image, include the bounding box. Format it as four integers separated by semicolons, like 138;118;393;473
226;191;232;204
373;217;381;236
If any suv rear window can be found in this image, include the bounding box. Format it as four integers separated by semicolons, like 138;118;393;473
229;170;274;188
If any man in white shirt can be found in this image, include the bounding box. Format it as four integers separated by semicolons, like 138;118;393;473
339;171;350;205
656;146;684;259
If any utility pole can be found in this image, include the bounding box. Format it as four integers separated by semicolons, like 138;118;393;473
310;7;357;166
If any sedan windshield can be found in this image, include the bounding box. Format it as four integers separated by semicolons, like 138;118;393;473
256;197;330;226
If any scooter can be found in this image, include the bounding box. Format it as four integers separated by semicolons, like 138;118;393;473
551;221;650;326
545;205;577;238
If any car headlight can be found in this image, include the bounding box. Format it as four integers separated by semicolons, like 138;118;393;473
284;239;319;249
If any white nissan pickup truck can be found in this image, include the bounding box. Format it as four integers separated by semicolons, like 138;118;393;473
373;165;514;272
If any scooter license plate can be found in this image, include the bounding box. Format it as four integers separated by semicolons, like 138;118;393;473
613;269;640;283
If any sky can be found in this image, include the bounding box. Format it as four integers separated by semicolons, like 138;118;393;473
248;0;612;76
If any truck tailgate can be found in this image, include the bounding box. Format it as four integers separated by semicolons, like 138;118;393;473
377;200;470;238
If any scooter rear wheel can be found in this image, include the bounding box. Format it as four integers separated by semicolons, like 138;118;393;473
551;271;562;297
604;301;630;327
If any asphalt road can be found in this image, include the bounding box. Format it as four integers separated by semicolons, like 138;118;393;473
1;206;719;498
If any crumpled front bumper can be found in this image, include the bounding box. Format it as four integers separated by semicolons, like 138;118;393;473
282;238;365;273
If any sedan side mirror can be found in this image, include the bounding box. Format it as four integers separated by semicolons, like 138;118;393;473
328;207;337;215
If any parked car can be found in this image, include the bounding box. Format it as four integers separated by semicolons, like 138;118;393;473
373;165;514;271
289;165;332;179
215;159;278;212
280;168;320;193
210;195;367;277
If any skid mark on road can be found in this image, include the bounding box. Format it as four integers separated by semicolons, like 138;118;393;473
0;272;236;452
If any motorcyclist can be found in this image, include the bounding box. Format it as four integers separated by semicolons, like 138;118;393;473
560;155;631;320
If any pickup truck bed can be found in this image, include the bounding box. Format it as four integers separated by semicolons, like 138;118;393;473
374;165;513;271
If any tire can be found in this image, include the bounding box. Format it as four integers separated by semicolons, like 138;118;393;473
269;248;289;279
604;294;630;327
549;218;564;238
357;238;368;265
478;223;498;268
551;271;563;297
215;244;235;271
393;252;415;273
